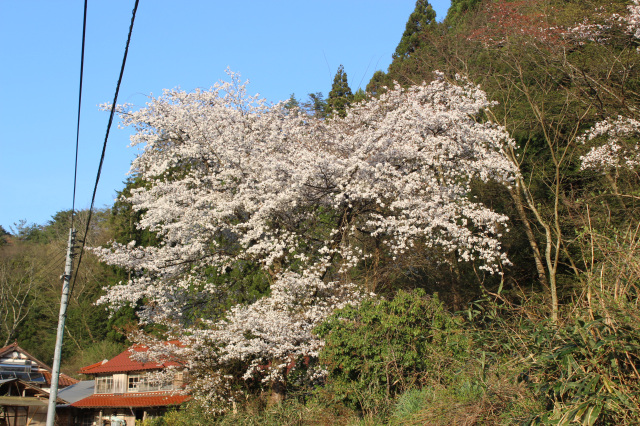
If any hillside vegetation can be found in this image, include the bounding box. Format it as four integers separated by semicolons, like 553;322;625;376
3;1;640;424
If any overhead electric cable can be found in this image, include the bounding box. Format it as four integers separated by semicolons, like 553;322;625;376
70;0;140;296
357;55;375;91
36;252;68;280
71;0;88;232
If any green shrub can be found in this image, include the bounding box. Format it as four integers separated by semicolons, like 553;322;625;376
315;290;471;418
136;404;212;426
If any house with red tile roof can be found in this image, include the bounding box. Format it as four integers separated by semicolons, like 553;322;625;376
71;343;189;425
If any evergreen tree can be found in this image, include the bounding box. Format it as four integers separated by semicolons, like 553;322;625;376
284;93;300;111
366;70;391;97
393;0;436;60
326;65;353;118
446;0;483;25
302;92;327;118
352;88;367;104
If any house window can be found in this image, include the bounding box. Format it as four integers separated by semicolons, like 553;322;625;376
95;376;113;393
173;371;184;389
128;374;141;392
126;372;174;392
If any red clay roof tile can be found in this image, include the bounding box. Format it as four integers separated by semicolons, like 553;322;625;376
79;343;183;375
71;392;190;408
42;371;79;387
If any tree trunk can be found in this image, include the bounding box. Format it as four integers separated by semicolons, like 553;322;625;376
508;187;550;292
268;380;286;406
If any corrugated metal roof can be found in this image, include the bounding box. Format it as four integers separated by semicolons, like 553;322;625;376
57;380;94;404
71;392;190;408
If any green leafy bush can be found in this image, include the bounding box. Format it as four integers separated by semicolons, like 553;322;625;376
315;290;471;417
136;404;211;426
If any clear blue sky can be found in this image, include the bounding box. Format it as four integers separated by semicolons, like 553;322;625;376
0;0;451;232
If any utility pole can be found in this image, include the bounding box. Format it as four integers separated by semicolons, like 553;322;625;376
46;228;76;426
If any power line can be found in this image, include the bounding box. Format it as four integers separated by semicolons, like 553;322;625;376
71;0;140;296
71;0;88;232
48;4;140;423
357;55;375;91
35;251;67;281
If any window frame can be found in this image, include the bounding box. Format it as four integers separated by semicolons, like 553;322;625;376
94;375;113;394
125;371;174;393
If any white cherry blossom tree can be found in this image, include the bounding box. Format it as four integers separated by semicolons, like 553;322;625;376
92;70;516;410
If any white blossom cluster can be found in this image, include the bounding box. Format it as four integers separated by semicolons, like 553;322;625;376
579;116;640;171
565;17;611;44
571;1;640;45
624;0;640;40
178;271;363;412
91;70;516;406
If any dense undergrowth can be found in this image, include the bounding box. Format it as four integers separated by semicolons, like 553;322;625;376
140;283;639;425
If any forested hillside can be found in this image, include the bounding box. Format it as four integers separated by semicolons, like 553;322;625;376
0;210;135;374
3;0;640;424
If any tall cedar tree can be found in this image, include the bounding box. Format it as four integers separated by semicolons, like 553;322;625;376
393;0;436;59
326;65;353;118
